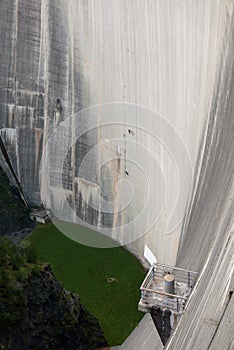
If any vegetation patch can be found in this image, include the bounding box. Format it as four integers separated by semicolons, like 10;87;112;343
28;223;146;346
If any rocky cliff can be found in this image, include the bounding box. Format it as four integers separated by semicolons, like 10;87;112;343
0;237;107;349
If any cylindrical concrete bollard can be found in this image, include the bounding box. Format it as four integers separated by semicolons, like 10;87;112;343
163;274;175;295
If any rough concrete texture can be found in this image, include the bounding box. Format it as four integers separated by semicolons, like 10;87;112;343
166;11;234;349
118;314;163;350
1;0;233;265
0;1;234;348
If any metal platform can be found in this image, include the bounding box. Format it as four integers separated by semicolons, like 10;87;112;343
138;263;198;315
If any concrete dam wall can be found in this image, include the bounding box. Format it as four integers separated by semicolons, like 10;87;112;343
0;0;233;270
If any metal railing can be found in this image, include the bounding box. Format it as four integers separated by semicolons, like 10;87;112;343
139;263;198;314
152;263;198;288
140;290;186;313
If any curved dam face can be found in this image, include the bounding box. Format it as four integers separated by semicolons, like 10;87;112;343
0;0;233;266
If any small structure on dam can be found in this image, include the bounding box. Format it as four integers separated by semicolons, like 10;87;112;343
138;263;198;344
29;208;50;224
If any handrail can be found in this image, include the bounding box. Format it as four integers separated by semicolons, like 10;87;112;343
141;292;185;313
141;287;187;301
155;263;198;275
142;296;183;309
139;263;198;314
155;270;197;279
140;266;154;290
140;264;198;291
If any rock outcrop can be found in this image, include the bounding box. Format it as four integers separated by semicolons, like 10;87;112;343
0;237;108;349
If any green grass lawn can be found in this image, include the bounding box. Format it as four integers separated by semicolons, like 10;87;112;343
28;223;146;346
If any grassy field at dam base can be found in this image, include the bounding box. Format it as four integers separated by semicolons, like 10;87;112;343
28;223;146;346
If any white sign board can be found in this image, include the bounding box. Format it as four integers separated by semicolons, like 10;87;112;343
144;245;157;266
